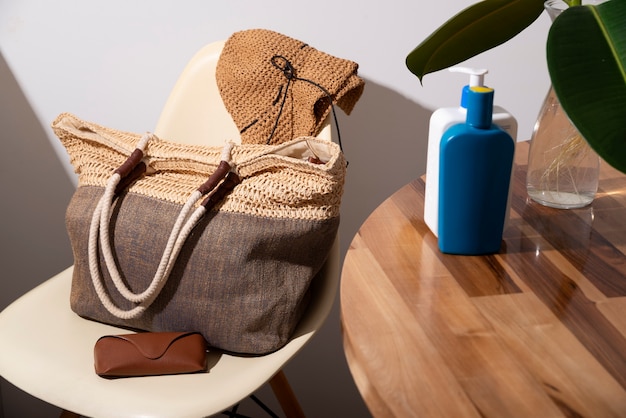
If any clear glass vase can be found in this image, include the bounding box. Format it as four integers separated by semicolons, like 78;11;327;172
526;0;601;209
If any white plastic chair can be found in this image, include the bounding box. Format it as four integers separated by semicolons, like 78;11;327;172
0;40;339;418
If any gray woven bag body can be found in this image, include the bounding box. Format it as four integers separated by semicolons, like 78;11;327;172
54;113;345;355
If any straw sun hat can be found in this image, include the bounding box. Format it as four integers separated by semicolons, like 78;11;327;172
216;29;364;145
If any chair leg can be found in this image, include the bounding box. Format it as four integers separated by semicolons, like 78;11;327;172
60;410;81;418
269;370;305;418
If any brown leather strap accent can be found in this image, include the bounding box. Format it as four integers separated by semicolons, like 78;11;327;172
115;162;147;195
114;148;144;178
197;160;231;195
201;171;241;210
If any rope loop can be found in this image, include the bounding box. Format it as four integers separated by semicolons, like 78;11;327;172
88;141;238;319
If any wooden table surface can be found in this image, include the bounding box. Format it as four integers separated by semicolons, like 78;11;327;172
340;141;626;417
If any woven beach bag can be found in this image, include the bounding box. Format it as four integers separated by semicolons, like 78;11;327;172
53;113;346;355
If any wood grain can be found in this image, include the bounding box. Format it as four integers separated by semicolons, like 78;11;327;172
340;142;626;417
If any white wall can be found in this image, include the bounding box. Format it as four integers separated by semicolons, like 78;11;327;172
0;0;552;416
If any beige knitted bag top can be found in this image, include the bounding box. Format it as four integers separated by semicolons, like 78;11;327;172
216;29;365;145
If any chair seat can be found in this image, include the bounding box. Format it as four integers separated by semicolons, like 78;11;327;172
0;258;336;417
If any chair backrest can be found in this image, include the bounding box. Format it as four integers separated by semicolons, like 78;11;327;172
152;39;340;350
154;40;331;146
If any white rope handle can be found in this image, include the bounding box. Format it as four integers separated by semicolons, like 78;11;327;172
88;138;236;319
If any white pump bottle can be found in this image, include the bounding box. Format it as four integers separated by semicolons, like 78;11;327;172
424;67;518;237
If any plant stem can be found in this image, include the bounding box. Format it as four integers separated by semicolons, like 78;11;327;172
564;0;582;6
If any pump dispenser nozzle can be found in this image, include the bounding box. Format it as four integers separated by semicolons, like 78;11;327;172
449;67;488;87
450;67;489;108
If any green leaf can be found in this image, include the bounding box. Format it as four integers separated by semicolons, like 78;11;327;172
547;0;626;173
406;0;546;82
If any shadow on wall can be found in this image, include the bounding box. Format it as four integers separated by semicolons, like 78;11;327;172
278;79;432;417
0;51;74;417
0;51;75;307
337;78;431;255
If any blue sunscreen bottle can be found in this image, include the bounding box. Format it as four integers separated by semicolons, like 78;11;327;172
437;86;515;255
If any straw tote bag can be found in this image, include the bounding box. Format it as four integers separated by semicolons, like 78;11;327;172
53;113;346;355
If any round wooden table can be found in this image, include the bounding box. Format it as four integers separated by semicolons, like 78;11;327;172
340;142;626;417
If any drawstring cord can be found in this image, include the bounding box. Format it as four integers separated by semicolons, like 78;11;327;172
267;55;344;154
